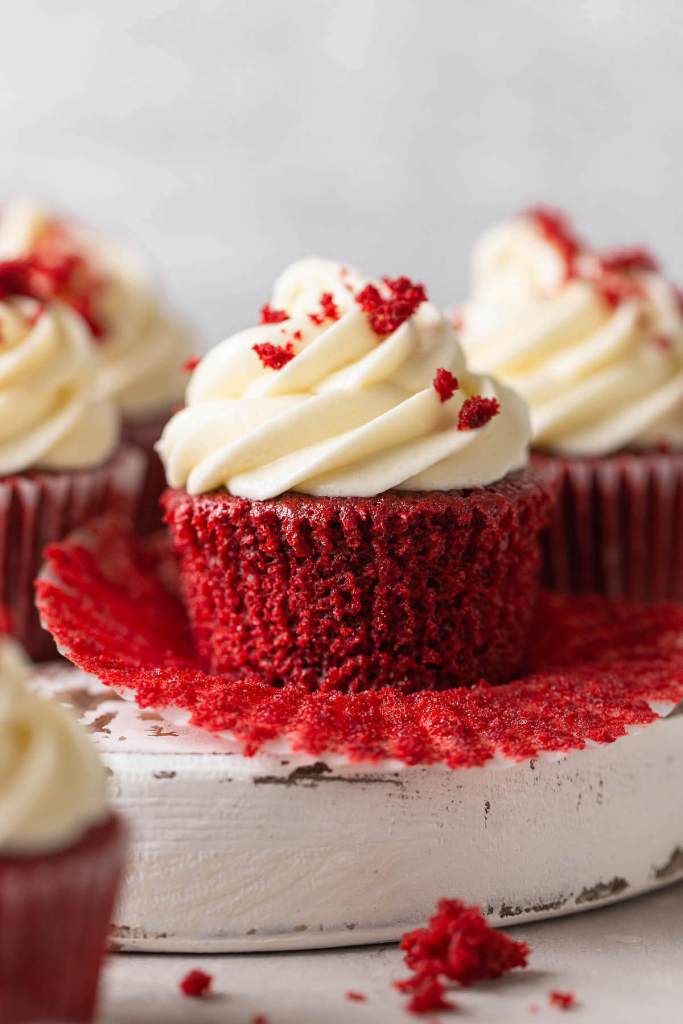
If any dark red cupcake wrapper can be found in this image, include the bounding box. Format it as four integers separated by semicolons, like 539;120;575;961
122;410;173;534
0;445;144;660
534;450;683;603
0;814;127;1023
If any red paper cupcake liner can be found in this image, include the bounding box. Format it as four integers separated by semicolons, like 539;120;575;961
162;471;553;693
534;451;683;602
0;814;127;1023
36;518;683;768
0;445;144;661
123;410;172;534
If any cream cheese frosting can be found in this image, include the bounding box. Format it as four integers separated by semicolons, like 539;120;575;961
0;197;189;422
158;259;530;499
461;211;683;456
0;638;108;854
0;296;119;475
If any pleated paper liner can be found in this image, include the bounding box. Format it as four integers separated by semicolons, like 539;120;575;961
37;517;683;769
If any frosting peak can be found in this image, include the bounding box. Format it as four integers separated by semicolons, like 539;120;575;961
462;210;683;455
0;197;189;420
0;638;108;854
159;260;530;499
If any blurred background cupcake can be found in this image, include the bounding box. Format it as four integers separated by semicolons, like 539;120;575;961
159;259;552;693
0;636;126;1022
0;197;190;531
459;208;683;602
0;254;143;659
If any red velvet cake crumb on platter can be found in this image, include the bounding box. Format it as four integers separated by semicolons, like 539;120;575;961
37;516;683;768
180;969;213;997
161;472;552;693
549;990;577;1010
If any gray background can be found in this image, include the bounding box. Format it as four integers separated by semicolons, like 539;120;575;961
2;0;682;347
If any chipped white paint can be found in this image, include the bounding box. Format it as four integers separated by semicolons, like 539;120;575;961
32;664;683;953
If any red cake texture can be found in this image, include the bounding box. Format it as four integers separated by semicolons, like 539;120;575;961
0;445;143;660
535;450;683;602
180;969;213;997
37;518;683;766
0;814;126;1024
162;472;552;693
395;899;528;1014
549;990;577;1010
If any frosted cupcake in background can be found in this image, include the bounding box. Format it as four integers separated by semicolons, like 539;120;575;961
0;257;143;659
0;197;190;531
0;637;126;1022
159;259;552;693
460;208;683;602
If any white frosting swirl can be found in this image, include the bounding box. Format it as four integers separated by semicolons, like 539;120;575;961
0;297;119;475
158;260;530;499
0;638;108;854
462;215;683;455
0;198;189;422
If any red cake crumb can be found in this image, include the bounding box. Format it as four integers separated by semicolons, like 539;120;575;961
253;340;295;369
397;975;456;1014
457;396;500;430
260;303;289;324
182;356;201;373
180;969;213;997
399;899;529;990
601;246;659;275
432;368;459;402
525;207;582;278
346;990;367;1002
252;1016;268;1024
549;991;576;1010
320;291;341;322
356;276;427;336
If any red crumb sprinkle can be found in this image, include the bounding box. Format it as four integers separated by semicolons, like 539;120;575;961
601;246;660;275
550;991;576;1010
356;276;427;336
180;969;213;997
399;899;529;991
251;1016;268;1024
320;291;341;322
397;975;456;1015
433;368;459;402
458;396;500;430
253;340;295;370
182;356;201;373
525;207;582;278
346;990;368;1002
260;303;289;324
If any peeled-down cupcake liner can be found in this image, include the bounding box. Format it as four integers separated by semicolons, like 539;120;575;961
534;450;683;602
0;814;127;1024
122;410;173;534
0;444;144;660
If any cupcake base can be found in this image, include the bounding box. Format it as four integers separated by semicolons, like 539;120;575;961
162;472;553;693
534;450;683;602
0;445;144;661
0;814;126;1022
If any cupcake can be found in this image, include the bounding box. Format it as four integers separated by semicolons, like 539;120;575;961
0;637;126;1022
0;197;190;530
158;260;552;693
0;257;143;659
460;208;683;601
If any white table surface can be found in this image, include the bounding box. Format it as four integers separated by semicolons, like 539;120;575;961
100;879;683;1024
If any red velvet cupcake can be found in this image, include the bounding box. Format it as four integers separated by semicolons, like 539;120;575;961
0;640;126;1022
0;197;190;533
159;260;551;692
460;208;683;602
0;259;144;659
